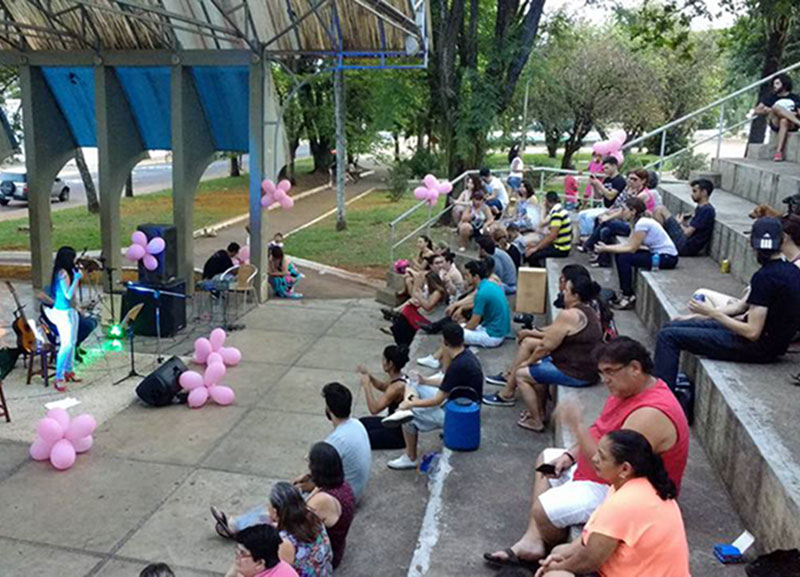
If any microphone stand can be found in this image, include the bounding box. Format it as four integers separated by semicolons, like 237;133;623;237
125;282;187;363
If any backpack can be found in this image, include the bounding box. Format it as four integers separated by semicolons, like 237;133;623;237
746;549;800;577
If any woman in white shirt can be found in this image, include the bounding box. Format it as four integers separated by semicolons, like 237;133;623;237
596;197;678;309
452;174;482;226
508;145;524;194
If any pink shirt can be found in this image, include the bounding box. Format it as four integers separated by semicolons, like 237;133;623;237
256;561;300;577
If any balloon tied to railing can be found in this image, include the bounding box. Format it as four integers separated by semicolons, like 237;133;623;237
414;174;453;207
592;129;627;165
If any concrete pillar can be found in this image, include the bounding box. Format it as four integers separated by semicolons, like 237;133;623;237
95;66;147;294
171;66;216;294
334;68;346;230
249;57;267;302
19;66;77;290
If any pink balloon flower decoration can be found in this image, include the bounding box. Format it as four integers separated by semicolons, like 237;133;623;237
592;129;627;165
125;231;166;271
179;354;236;409
413;173;453;207
260;178;295;210
233;245;250;265
30;408;97;471
192;327;242;368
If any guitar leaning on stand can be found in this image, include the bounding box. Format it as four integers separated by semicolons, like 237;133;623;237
5;281;51;387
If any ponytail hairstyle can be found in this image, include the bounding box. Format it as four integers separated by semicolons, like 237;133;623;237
268;244;285;269
269;481;322;543
567;275;601;304
624;196;647;223
605;430;676;500
419;235;434;252
383;344;410;371
426;270;447;297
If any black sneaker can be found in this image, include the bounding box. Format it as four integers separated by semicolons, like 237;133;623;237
485;373;507;386
482;393;516;407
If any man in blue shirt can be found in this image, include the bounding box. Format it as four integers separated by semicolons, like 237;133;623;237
477;235;517;294
654;178;716;257
463;259;511;348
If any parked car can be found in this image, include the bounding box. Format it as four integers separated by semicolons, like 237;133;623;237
0;172;69;205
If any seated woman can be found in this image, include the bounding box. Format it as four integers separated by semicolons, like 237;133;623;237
216;482;333;577
534;430;689;577
400;236;436;298
596;197;678;310
268;245;303;299
452;174;482;226
507;276;603;432
386;271;448;346
503;180;541;232
458;190;495;251
358;345;410;450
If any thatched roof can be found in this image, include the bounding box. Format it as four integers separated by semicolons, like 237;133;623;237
0;0;427;57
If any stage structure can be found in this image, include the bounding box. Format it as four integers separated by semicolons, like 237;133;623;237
0;0;429;301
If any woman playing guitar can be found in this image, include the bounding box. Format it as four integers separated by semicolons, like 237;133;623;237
48;247;83;391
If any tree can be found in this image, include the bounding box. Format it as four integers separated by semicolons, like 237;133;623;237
74;148;99;213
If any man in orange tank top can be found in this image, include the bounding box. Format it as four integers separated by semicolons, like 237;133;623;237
484;338;689;568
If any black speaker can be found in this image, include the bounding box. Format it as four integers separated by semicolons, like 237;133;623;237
136;356;188;406
121;280;187;337
137;223;178;284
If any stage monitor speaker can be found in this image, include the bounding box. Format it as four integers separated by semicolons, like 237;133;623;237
121;280;187;337
136;356;188;407
137;223;178;284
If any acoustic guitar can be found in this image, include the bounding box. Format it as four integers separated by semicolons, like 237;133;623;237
5;281;35;353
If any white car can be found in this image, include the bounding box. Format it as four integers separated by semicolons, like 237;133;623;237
0;172;69;205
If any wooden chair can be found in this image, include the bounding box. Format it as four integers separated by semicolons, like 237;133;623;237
230;263;258;314
0;379;10;422
26;319;55;388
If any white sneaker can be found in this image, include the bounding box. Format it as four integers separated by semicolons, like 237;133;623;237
381;409;414;428
388;454;417;470
429;371;444;380
417;354;440;369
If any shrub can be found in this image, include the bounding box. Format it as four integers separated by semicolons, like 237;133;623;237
387;161;412;202
405;149;443;178
672;150;709;181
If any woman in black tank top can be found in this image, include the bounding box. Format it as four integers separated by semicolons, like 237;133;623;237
358;345;410;450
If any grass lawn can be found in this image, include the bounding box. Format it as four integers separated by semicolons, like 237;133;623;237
286;191;449;278
485;151;660;170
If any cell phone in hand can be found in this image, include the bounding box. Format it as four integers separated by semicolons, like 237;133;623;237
536;463;557;475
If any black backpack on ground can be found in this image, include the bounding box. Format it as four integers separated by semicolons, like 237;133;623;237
671;372;695;426
746;549;800;577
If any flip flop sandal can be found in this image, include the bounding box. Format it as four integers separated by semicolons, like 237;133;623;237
215;521;234;540
210;506;233;539
517;419;545;433
483;548;522;568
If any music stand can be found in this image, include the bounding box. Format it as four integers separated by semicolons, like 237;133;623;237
112;303;144;386
125;283;188;363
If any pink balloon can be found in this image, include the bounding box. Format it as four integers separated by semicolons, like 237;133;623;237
261;178;276;195
143;254;158;271
50;439;76;470
611;151;625;165
179;370;204;391
278;196;294;209
207;352;224;367
209;385;235;406
204;362;226;387
72;435;93;454
131;231;148;246
65;414;96;441
609;129;627;147
426;188;439;201
194;337;212;364
423;174;437;189
30;437;53;461
47;408;70;431
274;189;288;202
209;328;226;351
436;181;453;194
188;387;209;409
414;186;428;201
277;179;292;193
126;244;146;262
427;196;438;207
220;347;242;366
594;141;613;155
38;418;64;444
147;237;165;255
261;192;275;208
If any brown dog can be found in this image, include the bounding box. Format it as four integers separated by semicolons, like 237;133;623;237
749;204;784;219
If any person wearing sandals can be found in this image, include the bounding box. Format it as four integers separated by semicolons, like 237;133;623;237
483;338;688;569
358;345;411;450
228;524;298;577
268;245;303;299
595;197;678;310
216;482;332;577
490;276;602;432
533;430;690;577
48;246;83;392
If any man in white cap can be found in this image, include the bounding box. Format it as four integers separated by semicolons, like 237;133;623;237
653;217;800;389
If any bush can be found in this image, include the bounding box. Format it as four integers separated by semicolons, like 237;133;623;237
405;149;443;178
387;161;412;202
672;150;709;181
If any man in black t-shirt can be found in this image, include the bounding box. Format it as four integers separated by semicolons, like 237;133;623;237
754;73;800;161
587;156;626;208
654;178;716;256
385;323;483;470
654;218;800;388
202;242;240;280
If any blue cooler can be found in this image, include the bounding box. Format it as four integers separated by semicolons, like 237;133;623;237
443;387;481;451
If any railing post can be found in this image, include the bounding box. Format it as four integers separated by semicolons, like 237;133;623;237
716;103;725;162
538;170;544;193
426;202;432;235
658;131;667;177
389;224;395;266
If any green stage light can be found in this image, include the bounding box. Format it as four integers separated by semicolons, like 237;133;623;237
108;324;123;338
109;339;123;352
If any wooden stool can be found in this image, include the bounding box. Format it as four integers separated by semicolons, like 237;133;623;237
0;379;9;422
26;342;54;388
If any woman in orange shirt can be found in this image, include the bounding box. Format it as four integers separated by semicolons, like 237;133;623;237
534;429;690;577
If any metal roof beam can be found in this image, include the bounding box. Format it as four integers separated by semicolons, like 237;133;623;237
349;0;420;38
0;49;253;67
264;0;332;50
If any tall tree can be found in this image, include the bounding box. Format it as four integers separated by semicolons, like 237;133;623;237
74;148;99;213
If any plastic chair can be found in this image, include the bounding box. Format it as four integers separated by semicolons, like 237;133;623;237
230;263;258;314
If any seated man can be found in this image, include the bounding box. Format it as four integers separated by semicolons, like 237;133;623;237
652;178;715;257
384;323;483;470
481;167;510;217
477;235;517;294
753;73;800;161
525;192;572;268
484;337;689;567
440;250;465;299
654;217;800;388
202;242;240;280
461;259;511;347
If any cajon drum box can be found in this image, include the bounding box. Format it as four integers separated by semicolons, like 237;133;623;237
515;267;548;314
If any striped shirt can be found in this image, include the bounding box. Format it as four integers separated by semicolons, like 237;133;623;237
547;204;572;252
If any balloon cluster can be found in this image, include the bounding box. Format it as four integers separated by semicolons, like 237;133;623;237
193;328;242;367
261;179;294;210
30;408;96;471
179;359;236;409
414;174;452;207
233;245;250;265
592;130;627;165
125;231;166;271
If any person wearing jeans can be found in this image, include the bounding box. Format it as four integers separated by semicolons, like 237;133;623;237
596;197;678;310
587;220;631;267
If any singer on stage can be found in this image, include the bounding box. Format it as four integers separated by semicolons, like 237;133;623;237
48;246;83;391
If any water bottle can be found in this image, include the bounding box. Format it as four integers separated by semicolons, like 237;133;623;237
419;451;441;487
651;253;660;272
692;293;706;303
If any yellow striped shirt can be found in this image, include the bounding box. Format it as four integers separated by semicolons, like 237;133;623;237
547;204;572;252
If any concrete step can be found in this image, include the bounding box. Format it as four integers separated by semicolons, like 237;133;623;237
746;130;800;164
714;156;800;208
658;182;759;285
633;256;800;553
374;285;405;307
